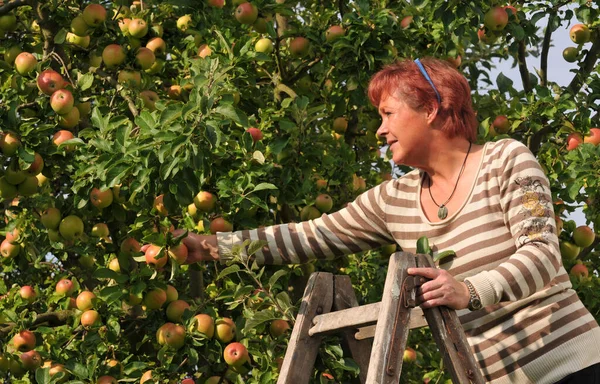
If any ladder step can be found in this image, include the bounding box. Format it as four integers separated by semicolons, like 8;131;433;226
309;303;428;337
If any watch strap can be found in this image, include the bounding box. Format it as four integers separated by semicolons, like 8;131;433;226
464;279;482;311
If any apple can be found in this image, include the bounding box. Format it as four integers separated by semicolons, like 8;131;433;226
53;130;76;151
144;288;167;310
79;255;95;269
253;17;267;33
57;104;80;129
403;347;417;363
146;37;166;56
246;127;263;142
560;241;580;261
37;69;66;95
145;244;167;268
47;229;62;242
108;258;121;273
50;89;75;115
14;52;37;75
18;176;38;196
165;285;178;303
315;194;333;213
289;37;309;57
66;32;91;48
80;309;100;328
25;152;44;176
223;342;249;367
0;13;17;31
4;45;22;65
0;132;21;155
156;322;171;344
570;24;590;44
325;25;345;42
12;330;36;352
573;225;595;248
135;47;155;70
181;379;195;384
205;377;229;384
215;317;236;343
5;162;27;185
118;18;130;35
90;187;113;209
6;228;20;244
300;206;321;221
97;376;118;384
0;177;18;201
41;207;62;229
166;300;190;323
269;319;290;337
117;70;142;87
570;262;589;279
36;173;49;187
492;115;510;134
446;55;462;68
59;215;84;240
562;47;578;63
1;238;20;259
566;133;583;151
198;44;212;58
105;359;123;377
82;4;107;27
210;217;233;234
484;6;508;31
400;15;413;29
208;0;225;7
128;18;148;38
48;363;69;382
555;215;564;234
168;243;188;265
584;128;600;145
193;314;215;338
177;14;193;32
19;286;36;303
140;370;153;384
70;15;90;36
194;191;216;211
168;85;183;100
20;350;41;371
76;291;96;311
255;38;273;53
102;44;126;68
235;2;258;25
504;5;518;20
332;117;348;134
55;279;74;296
120;237;141;255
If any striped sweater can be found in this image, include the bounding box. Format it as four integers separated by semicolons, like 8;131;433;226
218;138;600;383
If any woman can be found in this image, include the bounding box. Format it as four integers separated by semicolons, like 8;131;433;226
178;58;600;383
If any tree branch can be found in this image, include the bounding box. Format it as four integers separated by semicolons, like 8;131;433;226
539;12;556;87
0;0;29;16
567;32;600;95
517;40;532;93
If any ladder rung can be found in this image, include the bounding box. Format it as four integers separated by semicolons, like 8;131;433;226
308;303;428;337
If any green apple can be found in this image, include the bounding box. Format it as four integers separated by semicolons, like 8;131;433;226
300;205;321;220
192;314;215;338
102;44;126;68
82;4;107;27
76;290;96;311
165;300;190;323
59;215;84;240
560;241;580;261
484;6;509;32
70;15;90;36
315;194;333;213
1;238;20;259
569;24;590;44
128;18;148;38
573;225;595;248
14;52;37;75
17;176;38;196
41;207;62;229
255;38;273;54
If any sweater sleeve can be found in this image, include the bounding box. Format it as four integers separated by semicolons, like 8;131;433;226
465;140;562;307
216;181;396;264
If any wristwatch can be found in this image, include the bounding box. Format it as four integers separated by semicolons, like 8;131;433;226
464;279;482;311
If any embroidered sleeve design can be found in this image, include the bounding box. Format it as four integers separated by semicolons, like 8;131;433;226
514;176;553;247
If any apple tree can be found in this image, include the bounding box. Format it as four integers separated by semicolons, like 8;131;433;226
0;0;599;383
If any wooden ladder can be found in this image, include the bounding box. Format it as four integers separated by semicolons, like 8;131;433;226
276;252;486;384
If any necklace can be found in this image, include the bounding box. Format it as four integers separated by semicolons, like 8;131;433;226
426;141;472;220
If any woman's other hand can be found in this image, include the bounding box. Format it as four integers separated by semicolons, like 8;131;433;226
171;230;220;264
407;267;470;310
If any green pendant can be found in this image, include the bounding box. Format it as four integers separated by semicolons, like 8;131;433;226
437;205;448;220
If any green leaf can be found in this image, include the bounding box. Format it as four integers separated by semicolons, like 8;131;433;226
54;29;67;44
252;183;278;193
217;264;240;280
136;110;156;132
433;250;456;263
268;269;289;288
496;73;514;94
214;105;248;126
78;73;94;91
35;367;51;384
416;236;431;255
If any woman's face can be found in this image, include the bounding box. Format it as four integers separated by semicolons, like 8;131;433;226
375;93;431;166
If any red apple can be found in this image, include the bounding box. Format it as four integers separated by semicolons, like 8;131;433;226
140;370;153;384
144;288;167;310
52;130;75;151
584;128;600;145
5;227;20;244
289;36;310;57
25;152;44;176
570;24;590;44
145;244;167;268
246;127;263;142
0;238;20;259
37;69;65;95
19;286;36;303
570;262;589;279
56;105;80;129
198;44;212;58
14;52;37;75
168;243;188;265
50;89;74;115
76;290;96;311
166;300;190;323
400;15;413;29
193;314;215;338
97;376;118;384
146;37;166;56
484;6;508;31
90;187;113;209
117;70;142;87
504;5;518;20
120;237;141;255
566;133;583;151
210;217;233;234
403;347;417;363
269;319;290;337
194;191;216;212
55;279;74;296
82;4;107;27
573;225;595;248
208;0;225;7
325;25;345;42
492;115;510;134
0;132;21;156
20;350;41;371
102;44;126;68
80;309;100;328
235;2;258;25
315;194;333;213
11;330;36;352
135;47;155;70
223;342;249;367
153;194;168;216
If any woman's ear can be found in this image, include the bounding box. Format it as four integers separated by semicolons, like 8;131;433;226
425;105;439;124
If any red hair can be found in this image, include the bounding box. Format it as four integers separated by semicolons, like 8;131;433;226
368;58;478;142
